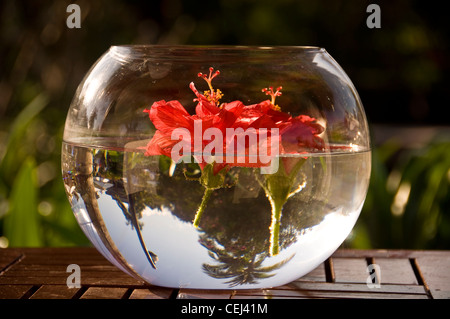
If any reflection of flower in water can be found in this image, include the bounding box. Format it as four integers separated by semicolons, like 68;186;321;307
199;232;294;288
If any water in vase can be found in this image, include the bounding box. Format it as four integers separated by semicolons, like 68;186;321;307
62;139;371;289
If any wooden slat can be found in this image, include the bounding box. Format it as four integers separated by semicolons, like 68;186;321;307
332;249;448;259
232;289;428;299
231;281;429;299
414;254;450;299
0;268;143;286
0;248;145;287
177;289;233;299
0;250;25;285
129;287;174;299
291;281;427;295
373;258;418;285
0;284;35;299
80;287;129;299
0;271;143;286
0;249;24;272
1;248;449;299
296;263;327;282
30;285;81;299
331;258;369;283
333;249;450;298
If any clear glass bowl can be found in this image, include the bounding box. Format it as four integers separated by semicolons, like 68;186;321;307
62;45;371;289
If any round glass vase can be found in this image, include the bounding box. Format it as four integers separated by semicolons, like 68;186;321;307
62;45;371;289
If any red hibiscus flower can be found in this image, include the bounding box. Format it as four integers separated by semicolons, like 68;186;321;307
142;67;326;234
143;69;296;175
143;93;246;175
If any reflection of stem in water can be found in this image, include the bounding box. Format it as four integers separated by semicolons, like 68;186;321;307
193;188;214;228
127;194;157;269
268;178;307;256
257;158;307;256
192;163;227;228
268;199;283;257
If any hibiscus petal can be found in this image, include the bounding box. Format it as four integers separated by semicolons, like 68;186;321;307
295;115;324;134
214;101;244;131
143;130;177;157
196;100;220;117
189;82;220;117
149;100;193;134
280;115;325;153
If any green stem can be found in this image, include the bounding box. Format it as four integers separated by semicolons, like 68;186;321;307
259;158;308;257
193;187;214;228
269;199;284;256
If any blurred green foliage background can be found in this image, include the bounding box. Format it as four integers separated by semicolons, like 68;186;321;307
0;0;449;249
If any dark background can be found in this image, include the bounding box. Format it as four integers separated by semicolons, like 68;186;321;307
1;0;448;126
0;0;449;249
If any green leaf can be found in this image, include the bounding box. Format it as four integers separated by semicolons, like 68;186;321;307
3;157;43;247
0;93;48;182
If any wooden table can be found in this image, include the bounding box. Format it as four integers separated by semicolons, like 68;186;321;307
1;247;449;300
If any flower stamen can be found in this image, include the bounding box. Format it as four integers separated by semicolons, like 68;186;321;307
198;67;223;105
262;86;283;110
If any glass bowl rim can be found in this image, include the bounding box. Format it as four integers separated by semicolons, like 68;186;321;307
107;45;328;62
110;44;325;51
